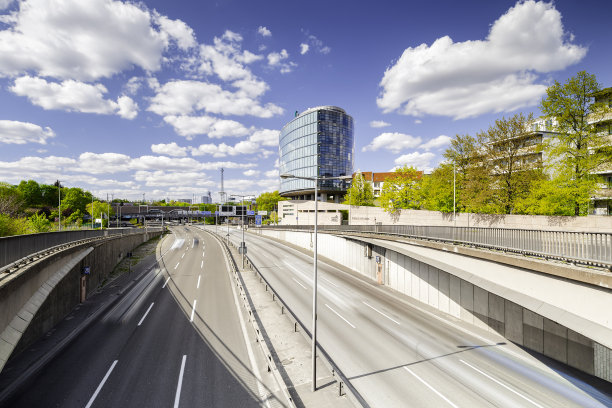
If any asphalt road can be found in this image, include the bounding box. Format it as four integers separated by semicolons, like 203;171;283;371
216;225;612;408
2;226;283;408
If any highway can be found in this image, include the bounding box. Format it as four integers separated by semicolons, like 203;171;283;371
215;225;612;408
2;226;284;408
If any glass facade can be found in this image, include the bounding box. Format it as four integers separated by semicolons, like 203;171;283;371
279;106;354;198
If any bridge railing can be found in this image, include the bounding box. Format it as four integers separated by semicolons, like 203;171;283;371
0;228;160;270
261;225;612;268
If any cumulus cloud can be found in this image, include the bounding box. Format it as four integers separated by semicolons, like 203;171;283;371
394;152;436;171
267;49;295;73
163;115;251;140
151;142;188;157
243;169;260;177
75;152;131;174
362;132;422;153
0;0;171;81
300;43;309;55
11;76;138;118
249;129;279;146
0;120;55;144
258;26;271;37
377;0;587;119
189;127;279;156
134;170;214;187
148;79;283;120
419;135;452;150
154;12;197;50
370;120;391;128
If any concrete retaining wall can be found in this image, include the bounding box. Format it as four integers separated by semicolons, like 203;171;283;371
0;230;161;370
254;229;611;383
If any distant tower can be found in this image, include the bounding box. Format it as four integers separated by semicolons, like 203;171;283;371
220;168;225;203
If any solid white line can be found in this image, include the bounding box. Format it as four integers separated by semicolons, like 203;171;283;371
173;355;187;408
190;300;197;322
459;360;544;408
404;367;459;408
292;277;307;290
362;301;400;325
192;241;195;249
174;262;179;270
162;277;171;288
181;253;185;259
138;302;154;326
85;360;118;408
200;260;203;269
325;304;356;328
197;275;201;289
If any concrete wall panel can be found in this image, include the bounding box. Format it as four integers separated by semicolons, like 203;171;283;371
567;329;594;375
449;275;461;318
488;293;505;336
523;309;544;354
460;280;474;324
544;318;568;364
419;261;429;304
473;286;489;330
438;270;450;314
428;266;438;309
504;300;523;344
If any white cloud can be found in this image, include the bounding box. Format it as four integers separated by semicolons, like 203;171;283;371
267;49;295;73
0;0;13;10
300;43;309;55
190;140;260;158
302;33;331;55
362;132;422;153
377;0;587;119
154;13;196;50
76;152;131;174
243;169;260;177
148;80;283;119
419;135;452;150
151;142;188;157
0;120;55;144
414;119;422;124
249;129;279;146
0;156;76;176
134;170;214;187
125;77;143;95
258;26;271;37
265;169;279;178
394;152;436;171
369;120;391;128
0;0;170;81
11;76;138;118
163;115;251;140
117;95;138;119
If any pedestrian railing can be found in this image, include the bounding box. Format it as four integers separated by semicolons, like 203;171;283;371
261;225;612;269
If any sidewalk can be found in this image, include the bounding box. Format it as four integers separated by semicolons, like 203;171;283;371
224;238;356;408
0;236;161;404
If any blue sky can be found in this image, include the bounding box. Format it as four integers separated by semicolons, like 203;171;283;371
0;0;610;202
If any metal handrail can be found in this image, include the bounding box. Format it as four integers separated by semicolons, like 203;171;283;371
260;225;612;269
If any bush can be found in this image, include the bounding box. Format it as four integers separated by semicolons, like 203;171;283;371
0;214;30;237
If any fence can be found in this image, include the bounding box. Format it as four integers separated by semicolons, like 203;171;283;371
0;228;160;269
261;225;612;268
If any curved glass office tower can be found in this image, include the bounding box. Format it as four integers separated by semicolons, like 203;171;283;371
279;106;354;202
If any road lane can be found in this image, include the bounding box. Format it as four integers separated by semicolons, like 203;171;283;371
2;226;282;408
216;225;612;408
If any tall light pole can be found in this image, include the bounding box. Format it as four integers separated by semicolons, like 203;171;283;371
57;180;62;231
280;173;352;391
230;194;254;268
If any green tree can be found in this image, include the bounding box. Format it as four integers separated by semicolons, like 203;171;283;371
17;180;42;207
379;166;423;213
514;177;586;216
478;113;544;214
343;172;374;206
28;212;52;232
0;214;29;237
86;201;114;227
443;133;484;212
540;71;611;215
61;188;93;214
40;183;59;207
256;191;286;212
420;163;455;212
0;182;23;216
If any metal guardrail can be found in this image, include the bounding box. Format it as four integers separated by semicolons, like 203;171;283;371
0;228;163;274
261;225;612;269
209;226;368;407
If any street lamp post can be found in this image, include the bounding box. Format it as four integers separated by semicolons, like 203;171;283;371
280;173;352;392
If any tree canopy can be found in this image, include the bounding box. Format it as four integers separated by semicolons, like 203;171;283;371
343;172;374;206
